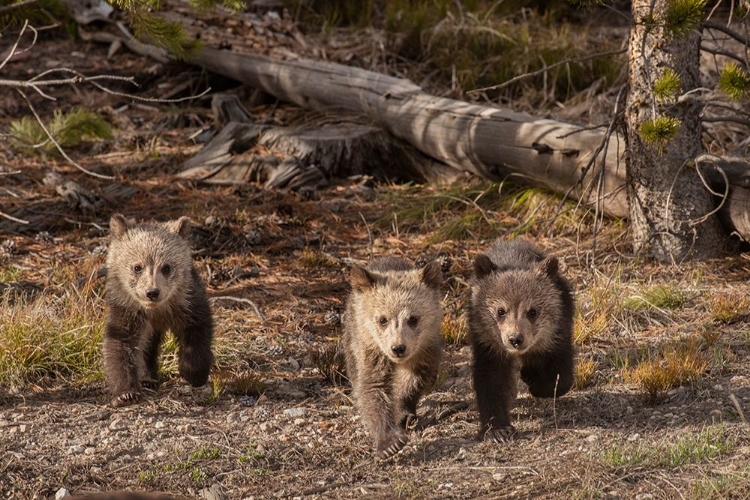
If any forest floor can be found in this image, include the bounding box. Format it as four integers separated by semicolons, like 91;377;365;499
1;5;750;500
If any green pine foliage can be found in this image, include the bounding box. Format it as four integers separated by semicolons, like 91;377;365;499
664;0;707;37
640;116;681;155
131;9;201;60
11;109;112;156
718;62;750;101
189;0;246;12
653;68;682;102
0;0;70;27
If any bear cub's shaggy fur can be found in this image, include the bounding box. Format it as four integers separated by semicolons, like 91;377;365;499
469;239;574;442
103;214;213;407
342;257;443;459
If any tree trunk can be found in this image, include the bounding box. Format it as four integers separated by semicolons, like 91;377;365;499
626;0;725;262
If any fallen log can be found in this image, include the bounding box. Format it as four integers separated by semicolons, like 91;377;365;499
185;47;750;241
190;47;629;217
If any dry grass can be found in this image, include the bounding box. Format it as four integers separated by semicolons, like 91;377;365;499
623;337;708;400
0;290;105;386
624;283;688;312
708;292;750;324
441;314;469;347
574;358;598;389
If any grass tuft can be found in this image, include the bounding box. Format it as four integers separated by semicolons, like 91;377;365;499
441;314;468;347
574;358;598;389
708;292;750;324
11;108;112;157
0;292;105;386
299;248;339;269
624;284;687;311
623;337;707;400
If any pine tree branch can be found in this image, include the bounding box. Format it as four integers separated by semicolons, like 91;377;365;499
700;45;750;68
0;19;36;72
703;20;750;47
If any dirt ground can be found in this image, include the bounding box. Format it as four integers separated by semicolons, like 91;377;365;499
2;8;750;500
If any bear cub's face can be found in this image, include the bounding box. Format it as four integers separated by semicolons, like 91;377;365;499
474;255;562;355
350;262;442;363
108;214;193;310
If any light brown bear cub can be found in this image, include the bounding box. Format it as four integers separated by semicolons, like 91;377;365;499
104;214;213;407
342;257;443;459
469;239;574;442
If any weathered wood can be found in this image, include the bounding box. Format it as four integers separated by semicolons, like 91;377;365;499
181;94;462;187
191;48;629;217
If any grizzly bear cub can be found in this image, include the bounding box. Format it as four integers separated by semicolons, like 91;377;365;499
342;257;443;459
103;214;213;407
469;239;574;442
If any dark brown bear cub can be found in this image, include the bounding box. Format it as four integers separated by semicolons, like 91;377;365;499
103;214;213;407
342;257;443;459
469;239;574;442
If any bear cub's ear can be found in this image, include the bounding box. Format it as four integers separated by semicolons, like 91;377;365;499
473;254;498;279
350;265;377;291
167;216;192;238
421;261;443;290
537;256;559;278
110;214;130;240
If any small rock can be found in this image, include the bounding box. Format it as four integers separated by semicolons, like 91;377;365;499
199;483;227;500
205;215;218;227
635;494;654;500
627;433;640;442
254;406;270;420
67;444;85;455
625;406;633;414
288;357;301;372
293;418;305;426
109;419;127;431
155;421;165;429
55;488;70;499
585;434;597;443
283;407;308;419
19;424;27;432
713;384;723;391
239;395;256;407
84;447;96;455
492;473;505;481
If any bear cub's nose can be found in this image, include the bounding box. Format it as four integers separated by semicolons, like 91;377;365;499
391;344;407;357
508;334;524;348
146;288;160;301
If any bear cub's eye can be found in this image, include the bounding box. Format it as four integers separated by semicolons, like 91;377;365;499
497;308;506;318
133;264;143;275
528;308;538;319
161;264;171;276
407;316;419;327
378;316;388;326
